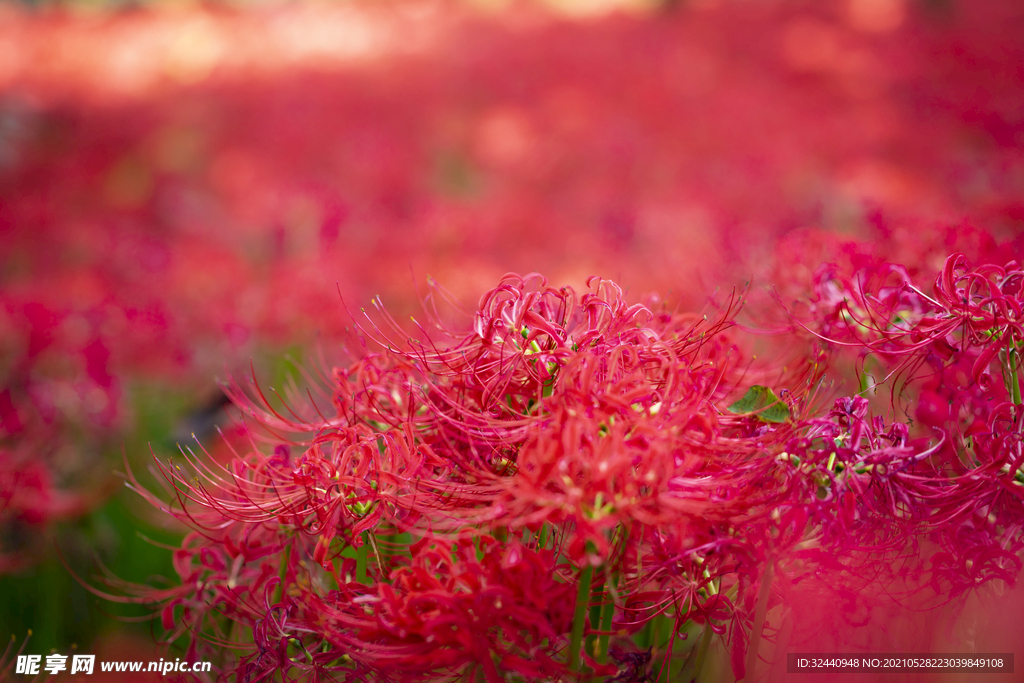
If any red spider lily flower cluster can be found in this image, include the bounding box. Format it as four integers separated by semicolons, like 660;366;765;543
112;260;1024;682
4;0;1024;580
0;338;113;570
2;0;1024;677
798;253;1024;596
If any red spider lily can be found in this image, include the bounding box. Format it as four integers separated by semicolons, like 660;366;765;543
220;274;760;559
100;261;1024;682
3;0;1023;609
0;446;95;572
106;274;766;678
804;253;1024;387
1;4;1024;679
244;537;575;683
791;253;1024;601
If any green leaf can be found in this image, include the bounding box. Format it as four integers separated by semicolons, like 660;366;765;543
727;385;790;423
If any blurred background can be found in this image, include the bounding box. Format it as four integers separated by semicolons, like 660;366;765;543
1;0;1022;677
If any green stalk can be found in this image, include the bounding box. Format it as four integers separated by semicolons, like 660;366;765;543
692;623;714;683
355;532;368;584
331;555;344;589
273;542;291;604
586;574;604;658
597;575;617;664
655;617;677;683
570;563;595;673
745;564;774;682
380;530;393;567
538;523;549;550
637;617;652;649
1012;349;1022;406
368;532;385;575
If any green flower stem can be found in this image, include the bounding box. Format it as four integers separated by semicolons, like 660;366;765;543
1012;349;1021;406
649;613;670;680
745;563;774;682
570;561;595;673
637;617;652;649
596;575;617;665
538;523;549;550
655;616;677;683
355;532;368;584
273;542;291;605
331;555;343;589
586;573;604;658
692;623;714;682
367;532;385;575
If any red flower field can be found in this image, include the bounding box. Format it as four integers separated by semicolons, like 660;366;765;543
1;0;1023;680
